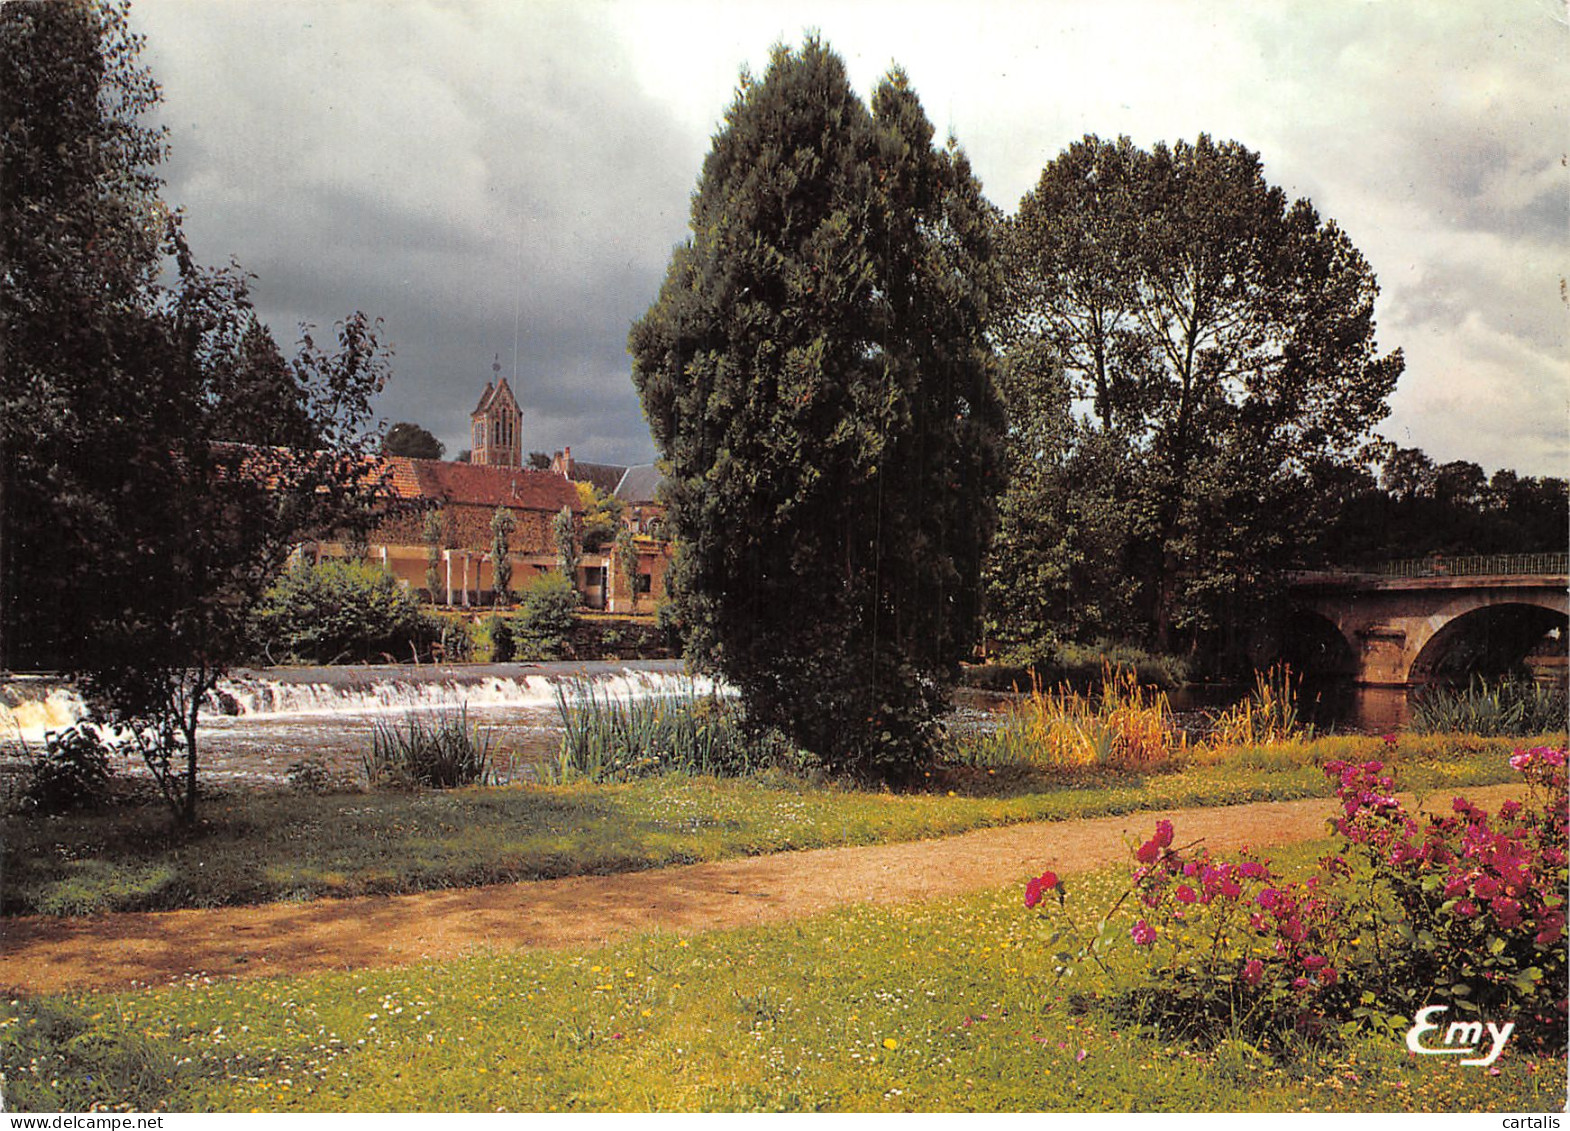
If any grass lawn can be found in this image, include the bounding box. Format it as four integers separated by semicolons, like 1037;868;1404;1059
3;733;1552;917
2;839;1561;1113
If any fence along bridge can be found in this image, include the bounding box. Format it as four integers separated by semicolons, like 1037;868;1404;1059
1286;553;1568;686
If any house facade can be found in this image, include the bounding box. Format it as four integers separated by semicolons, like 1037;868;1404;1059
298;380;674;612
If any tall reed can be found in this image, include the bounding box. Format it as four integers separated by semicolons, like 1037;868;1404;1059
1205;665;1311;749
547;677;776;782
957;666;1187;770
1411;676;1568;737
363;707;496;789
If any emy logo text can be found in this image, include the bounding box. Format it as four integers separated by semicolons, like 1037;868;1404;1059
1404;1004;1514;1068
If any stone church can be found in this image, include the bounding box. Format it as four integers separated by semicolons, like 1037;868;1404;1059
305;369;670;611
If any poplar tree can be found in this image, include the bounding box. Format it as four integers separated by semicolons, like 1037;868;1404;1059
490;506;514;605
629;39;1003;778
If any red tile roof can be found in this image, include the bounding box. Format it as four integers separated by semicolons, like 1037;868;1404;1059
384;457;582;513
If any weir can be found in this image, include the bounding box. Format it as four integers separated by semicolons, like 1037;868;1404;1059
1;660;697;745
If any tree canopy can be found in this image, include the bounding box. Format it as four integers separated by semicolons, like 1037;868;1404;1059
991;134;1404;668
382;421;445;460
0;0;393;820
629;38;1003;778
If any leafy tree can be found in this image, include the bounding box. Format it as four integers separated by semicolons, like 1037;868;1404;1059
0;0;393;821
422;509;444;603
552;504;579;584
629;39;1003;778
489;505;514;604
998;134;1403;665
1;0;165;670
575;481;625;551
614;526;640;611
382;421;444;460
527;451;551;470
982;344;1139;662
1317;445;1570;565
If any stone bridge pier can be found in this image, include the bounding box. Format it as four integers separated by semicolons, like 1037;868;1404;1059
1286;570;1568;686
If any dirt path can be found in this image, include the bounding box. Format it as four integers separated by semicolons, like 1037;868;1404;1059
0;784;1521;996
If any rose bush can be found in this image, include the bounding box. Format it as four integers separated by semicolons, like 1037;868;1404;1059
1026;745;1567;1052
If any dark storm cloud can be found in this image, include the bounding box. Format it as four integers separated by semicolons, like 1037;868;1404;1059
133;0;700;467
129;0;1567;478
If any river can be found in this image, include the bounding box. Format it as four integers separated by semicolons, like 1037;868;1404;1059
2;661;1417;790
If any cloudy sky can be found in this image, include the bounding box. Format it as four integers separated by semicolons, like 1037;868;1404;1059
129;0;1569;477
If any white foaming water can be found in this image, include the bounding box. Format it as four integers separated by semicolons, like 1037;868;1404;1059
208;674;561;718
1;666;719;741
0;687;89;744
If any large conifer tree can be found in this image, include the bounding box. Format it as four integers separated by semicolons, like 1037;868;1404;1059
629;39;1002;778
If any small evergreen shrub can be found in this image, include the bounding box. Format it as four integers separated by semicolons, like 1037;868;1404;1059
19;724;113;814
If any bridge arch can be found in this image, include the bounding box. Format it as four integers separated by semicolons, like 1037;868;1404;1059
1278;608;1358;678
1408;602;1568;683
1286;562;1568;686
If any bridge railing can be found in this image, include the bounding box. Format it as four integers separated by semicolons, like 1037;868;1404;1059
1368;552;1569;579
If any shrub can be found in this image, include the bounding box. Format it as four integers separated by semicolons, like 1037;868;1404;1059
285;755;352;794
250;559;439;664
511;571;579;659
19;724;113;814
1411;676;1568;737
484;614;516;663
1026;745;1568;1053
363;709;497;789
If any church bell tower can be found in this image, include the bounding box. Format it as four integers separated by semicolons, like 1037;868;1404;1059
470;357;523;467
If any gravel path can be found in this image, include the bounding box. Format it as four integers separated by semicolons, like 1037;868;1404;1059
0;784;1522;995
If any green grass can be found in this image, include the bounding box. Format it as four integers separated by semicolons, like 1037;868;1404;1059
3;840;1562;1112
3;733;1553;917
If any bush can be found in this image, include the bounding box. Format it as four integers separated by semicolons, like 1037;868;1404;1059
964;643;1192;694
1026;746;1568;1053
250;559;440;664
1411;676;1568;737
362;709;497;789
483;614;516;663
19;724;113;814
511;571;579;659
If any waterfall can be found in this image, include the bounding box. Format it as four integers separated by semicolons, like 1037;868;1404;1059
0;681;87;745
2;661;705;744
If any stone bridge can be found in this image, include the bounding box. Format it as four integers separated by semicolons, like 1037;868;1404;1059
1286;555;1568;686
